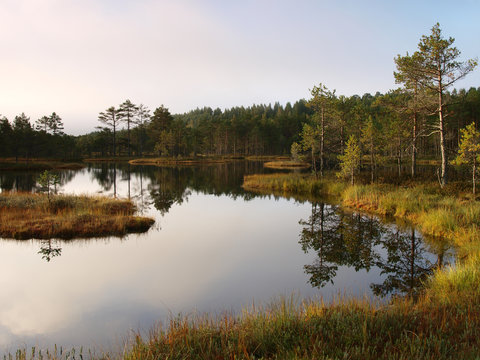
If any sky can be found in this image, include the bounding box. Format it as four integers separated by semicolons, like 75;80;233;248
0;0;479;135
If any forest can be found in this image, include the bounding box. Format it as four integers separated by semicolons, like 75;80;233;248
0;23;479;183
1;88;479;166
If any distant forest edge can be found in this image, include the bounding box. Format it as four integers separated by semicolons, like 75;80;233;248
1;89;478;160
0;24;478;179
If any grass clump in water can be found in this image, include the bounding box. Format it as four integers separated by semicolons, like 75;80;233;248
0;192;154;240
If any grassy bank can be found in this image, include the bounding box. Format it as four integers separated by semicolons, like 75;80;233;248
0;158;84;171
123;287;479;360
0;192;154;239
129;156;237;166
243;173;480;253
263;160;311;170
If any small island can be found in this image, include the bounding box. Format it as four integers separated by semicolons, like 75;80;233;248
0;192;154;240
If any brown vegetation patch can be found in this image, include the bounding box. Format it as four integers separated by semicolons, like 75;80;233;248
0;158;84;170
0;192;154;240
129;157;234;166
264;160;311;169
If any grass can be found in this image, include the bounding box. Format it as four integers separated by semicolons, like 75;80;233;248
120;292;480;360
263;160;311;169
0;158;84;170
0;192;154;239
129;156;237;166
7;289;480;359
243;173;348;198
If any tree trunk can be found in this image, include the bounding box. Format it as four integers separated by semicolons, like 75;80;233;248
127;116;131;157
412;86;418;178
320;107;324;177
113;118;116;158
370;145;374;183
438;78;448;187
473;158;476;196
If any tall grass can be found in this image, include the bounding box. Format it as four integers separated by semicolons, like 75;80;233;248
121;293;480;360
0;192;154;239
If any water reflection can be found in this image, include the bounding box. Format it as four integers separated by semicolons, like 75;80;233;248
299;202;452;298
38;240;62;262
0;163;457;351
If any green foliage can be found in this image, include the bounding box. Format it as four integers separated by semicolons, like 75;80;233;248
337;135;361;184
454;122;480;194
37;170;60;199
290;141;302;161
454;123;480;165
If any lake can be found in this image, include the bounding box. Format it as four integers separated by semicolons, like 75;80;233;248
0;162;453;354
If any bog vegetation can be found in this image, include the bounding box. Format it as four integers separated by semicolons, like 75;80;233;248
0;192;154;239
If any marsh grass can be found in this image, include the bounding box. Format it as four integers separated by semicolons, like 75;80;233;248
121;292;480;360
0;192;154;239
7;291;480;360
263;160;310;170
0;158;84;170
128;157;236;166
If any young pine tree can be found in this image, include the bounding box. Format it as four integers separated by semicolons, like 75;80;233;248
338;135;361;185
454;123;480;195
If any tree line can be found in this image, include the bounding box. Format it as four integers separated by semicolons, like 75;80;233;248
0;23;478;187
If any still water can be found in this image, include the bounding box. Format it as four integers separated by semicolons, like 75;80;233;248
0;163;453;353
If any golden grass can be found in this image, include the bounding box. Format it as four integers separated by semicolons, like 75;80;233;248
121;292;480;360
0;192;154;240
129;157;234;166
263;160;311;169
0;158;84;170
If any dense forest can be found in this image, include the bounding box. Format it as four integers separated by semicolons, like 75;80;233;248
0;24;478;183
1;88;479;163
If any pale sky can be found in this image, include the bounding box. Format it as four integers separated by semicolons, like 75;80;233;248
0;0;479;135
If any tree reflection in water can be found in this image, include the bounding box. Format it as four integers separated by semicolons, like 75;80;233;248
299;202;451;298
38;239;62;262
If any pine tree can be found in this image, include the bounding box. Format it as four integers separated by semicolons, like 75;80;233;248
300;123;320;178
98;107;120;157
118;100;138;156
49;112;64;135
454;123;480;195
413;23;477;186
134;104;151;156
35;116;50;132
338;135;361;185
308;83;336;177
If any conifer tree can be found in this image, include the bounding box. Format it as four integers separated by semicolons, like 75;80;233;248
118;100;138;156
308;83;336;177
300;123;320;178
134;104;151;156
49;112;64;135
407;23;477;186
98;106;120;157
454;123;480;195
338;135;361;185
